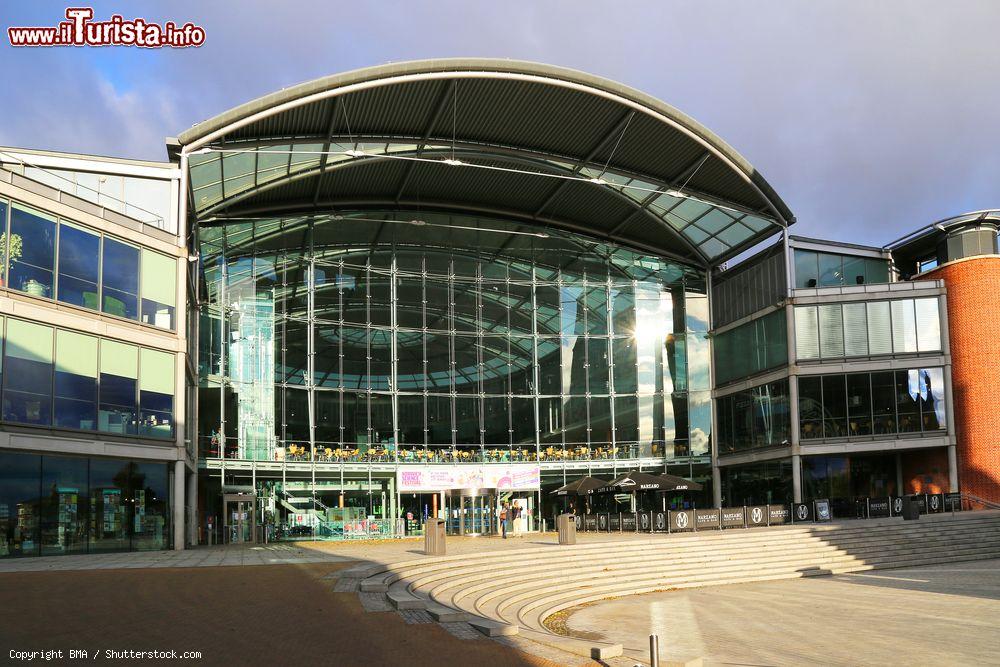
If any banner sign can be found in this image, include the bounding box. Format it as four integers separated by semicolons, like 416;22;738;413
696;508;722;530
397;464;540;491
912;495;928;514
609;513;622;531
669;509;694;532
621;513;638;532
890;496;904;517
792;503;812;523
584;514;598;532
721;507;745;528
814;498;832;522
747;505;768;527
868;497;891;518
598;513;610;532
767;504;790;525
927;493;944;513
653;511;668;532
638;511;653;532
573;514;583;530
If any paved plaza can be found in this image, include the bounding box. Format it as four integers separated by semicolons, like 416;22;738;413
563;559;1000;665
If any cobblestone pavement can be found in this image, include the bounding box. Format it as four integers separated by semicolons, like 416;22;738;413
0;562;565;667
563;559;1000;666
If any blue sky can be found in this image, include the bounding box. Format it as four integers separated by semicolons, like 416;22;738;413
1;1;997;246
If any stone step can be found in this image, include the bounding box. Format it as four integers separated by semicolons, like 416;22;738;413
468;617;519;637
386;588;427;611
426;602;472;623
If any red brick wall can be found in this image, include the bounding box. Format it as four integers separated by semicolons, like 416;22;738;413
924;258;1000;503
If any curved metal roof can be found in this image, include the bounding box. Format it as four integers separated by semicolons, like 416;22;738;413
179;58;794;266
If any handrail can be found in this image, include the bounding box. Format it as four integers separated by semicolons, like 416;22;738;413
962;492;1000;511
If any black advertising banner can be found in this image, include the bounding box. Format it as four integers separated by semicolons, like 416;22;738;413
609;513;622;531
573;514;583;530
855;498;869;519
927;493;944;513
653;511;668;532
583;514;598;532
597;513;610;532
638;511;653;532
695;508;721;530
768;504;790;525
669;509;694;532
868;497;891;518
912;495;928;514
747;505;768;527
721;507;746;528
814;498;832;522
945;492;962;511
621;512;638;531
890;496;904;517
792;503;812;523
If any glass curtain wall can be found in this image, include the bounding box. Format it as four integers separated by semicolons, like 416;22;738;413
795;298;941;361
198;211;709;464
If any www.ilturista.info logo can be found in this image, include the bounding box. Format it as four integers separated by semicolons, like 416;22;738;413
8;7;205;48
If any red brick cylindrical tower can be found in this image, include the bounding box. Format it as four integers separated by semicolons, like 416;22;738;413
925;257;1000;503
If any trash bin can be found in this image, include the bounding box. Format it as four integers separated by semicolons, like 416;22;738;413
902;496;921;521
425;518;446;555
557;513;577;545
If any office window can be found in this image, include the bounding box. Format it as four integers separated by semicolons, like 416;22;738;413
3;319;53;426
794;306;819;360
818;304;845;358
867;301;892;355
139;349;174;439
871;371;896;434
39;456;89;556
140;250;176;329
914;298;941;352
821;375;847;438
817;253;844;286
8;204;56;298
99;340;138;435
896;370;920;433
0;451;42;557
920;367;946;431
102;238;139;320
843;255;866;285
891;300;918;353
56;222;101;310
846;374;872;436
54;330;98;431
842;303;868;356
794;250;819;288
865;259;890;284
798;376;823;440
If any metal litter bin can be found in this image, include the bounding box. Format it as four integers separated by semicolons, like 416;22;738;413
425;518;446;555
902;496;921;521
557;513;577;545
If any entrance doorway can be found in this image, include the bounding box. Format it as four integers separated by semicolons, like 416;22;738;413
444;488;495;536
223;493;257;544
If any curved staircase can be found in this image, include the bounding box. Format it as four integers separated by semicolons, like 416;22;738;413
342;511;1000;662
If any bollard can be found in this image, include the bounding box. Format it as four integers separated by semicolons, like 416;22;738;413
649;634;659;667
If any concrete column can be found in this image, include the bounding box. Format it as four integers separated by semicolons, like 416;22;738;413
711;466;722;507
186;470;198;546
792;454;802;503
947;445;959;493
173;459;186;551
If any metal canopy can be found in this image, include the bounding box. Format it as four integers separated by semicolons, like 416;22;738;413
179;59;794;266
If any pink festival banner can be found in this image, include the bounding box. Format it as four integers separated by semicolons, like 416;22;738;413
397;465;540;492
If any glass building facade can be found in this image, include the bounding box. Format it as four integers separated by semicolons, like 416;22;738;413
197;211;712;464
0;451;170;558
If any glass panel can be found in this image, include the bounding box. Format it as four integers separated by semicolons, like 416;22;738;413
688;391;711;456
794;250;819;288
818;304;844;358
919;367;946;431
843;255;866;286
867;302;892;355
0;451;41;557
817;253;844;286
89;459;130;553
102;238;139;320
139;349;174;439
611;337;637;394
842;303;868;357
794;306;819;360
57;222;100;310
54;330;98;431
40;456;88;555
821;375;847;438
140;249;176;329
9;203;55;297
871;371;896;434
866;259;890;284
130;462;169;551
846;374;872;436
3;319;53;426
896;370;920;433
99;340;137;435
891;299;918;353
914;298;941;352
798;376;823;440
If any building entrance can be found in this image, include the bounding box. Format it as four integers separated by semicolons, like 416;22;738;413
445;488;495;536
223;493;257;544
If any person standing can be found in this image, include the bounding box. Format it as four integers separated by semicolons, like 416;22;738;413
500;502;509;539
512;502;522;537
